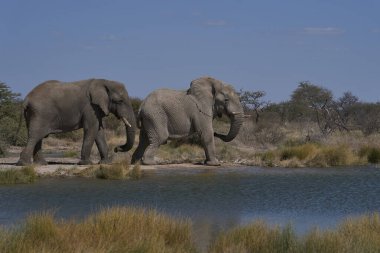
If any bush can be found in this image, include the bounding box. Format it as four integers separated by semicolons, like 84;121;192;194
280;143;318;161
311;145;354;167
359;146;380;164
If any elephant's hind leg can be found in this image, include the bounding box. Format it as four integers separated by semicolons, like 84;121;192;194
142;130;168;165
33;140;47;165
18;128;48;166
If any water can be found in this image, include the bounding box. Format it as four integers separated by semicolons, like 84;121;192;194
1;166;380;246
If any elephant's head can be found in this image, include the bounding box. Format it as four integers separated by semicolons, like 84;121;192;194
89;79;136;152
188;77;244;142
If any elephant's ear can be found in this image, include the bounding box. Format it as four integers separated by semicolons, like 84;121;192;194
187;77;223;107
89;80;110;115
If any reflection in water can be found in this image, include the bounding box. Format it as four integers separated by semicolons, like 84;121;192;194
1;166;380;247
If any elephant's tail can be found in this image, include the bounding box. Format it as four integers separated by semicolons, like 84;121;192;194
13;99;28;145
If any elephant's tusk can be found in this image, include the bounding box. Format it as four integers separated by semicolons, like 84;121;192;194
231;112;243;115
122;117;132;128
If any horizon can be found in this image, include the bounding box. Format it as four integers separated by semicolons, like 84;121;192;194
1;0;379;103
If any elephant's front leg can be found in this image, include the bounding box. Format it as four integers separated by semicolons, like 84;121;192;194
201;128;221;166
79;125;98;165
95;127;110;164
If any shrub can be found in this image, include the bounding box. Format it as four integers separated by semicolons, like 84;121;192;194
359;146;380;164
0;166;37;184
307;145;354;167
280;143;318;161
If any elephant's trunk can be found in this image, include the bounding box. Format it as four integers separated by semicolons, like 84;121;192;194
114;107;136;153
214;112;244;142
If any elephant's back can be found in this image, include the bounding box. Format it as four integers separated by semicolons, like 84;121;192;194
142;89;185;107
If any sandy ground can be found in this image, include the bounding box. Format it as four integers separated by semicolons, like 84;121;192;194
0;146;235;176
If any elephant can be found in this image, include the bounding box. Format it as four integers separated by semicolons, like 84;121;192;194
17;79;136;166
131;76;244;166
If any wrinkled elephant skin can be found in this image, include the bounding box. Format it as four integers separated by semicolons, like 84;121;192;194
17;79;136;166
132;76;244;166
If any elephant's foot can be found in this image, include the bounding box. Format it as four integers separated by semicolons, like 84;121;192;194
78;160;93;165
16;159;31;166
205;159;221;166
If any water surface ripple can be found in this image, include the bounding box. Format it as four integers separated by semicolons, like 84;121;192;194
1;166;380;238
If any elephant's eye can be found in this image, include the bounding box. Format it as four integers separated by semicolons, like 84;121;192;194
114;99;123;104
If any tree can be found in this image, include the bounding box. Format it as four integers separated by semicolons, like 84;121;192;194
0;83;25;150
239;89;267;123
290;81;334;134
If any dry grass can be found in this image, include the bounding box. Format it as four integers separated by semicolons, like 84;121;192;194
0;207;196;253
1;208;380;253
0;166;37;184
210;213;380;253
72;159;144;180
209;221;297;253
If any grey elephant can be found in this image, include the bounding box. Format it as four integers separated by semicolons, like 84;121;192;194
132;76;244;166
17;79;136;166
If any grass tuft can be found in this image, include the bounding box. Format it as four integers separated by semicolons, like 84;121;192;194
0;166;37;184
129;163;143;180
95;163;129;180
0;207;196;253
210;213;380;253
209;221;297;253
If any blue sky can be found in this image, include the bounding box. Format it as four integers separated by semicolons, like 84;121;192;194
1;0;379;102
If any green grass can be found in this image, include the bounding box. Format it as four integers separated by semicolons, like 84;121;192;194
0;166;37;184
63;150;78;158
0;207;196;253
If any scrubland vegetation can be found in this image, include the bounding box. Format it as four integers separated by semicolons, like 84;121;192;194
0;207;379;253
1;81;380;167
